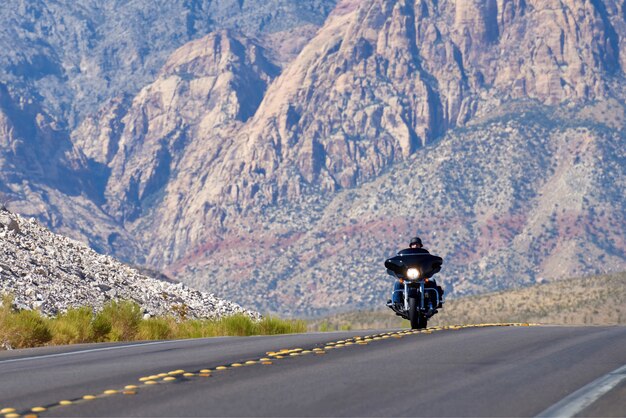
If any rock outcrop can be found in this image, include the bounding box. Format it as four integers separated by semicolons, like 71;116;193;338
0;208;258;319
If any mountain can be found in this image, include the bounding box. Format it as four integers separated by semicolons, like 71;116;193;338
0;0;337;259
0;0;337;125
0;207;258;319
1;0;625;316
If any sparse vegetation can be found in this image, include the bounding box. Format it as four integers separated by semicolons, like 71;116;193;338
309;271;626;331
0;297;306;349
0;296;52;349
51;307;96;344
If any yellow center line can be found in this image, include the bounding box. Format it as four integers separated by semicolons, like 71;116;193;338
15;324;534;416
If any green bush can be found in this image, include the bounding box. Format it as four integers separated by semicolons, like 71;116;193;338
220;314;256;336
95;300;142;342
0;295;52;349
257;316;306;335
317;321;333;332
5;311;52;349
0;295;15;347
91;311;113;342
51;307;94;344
175;319;205;339
138;317;174;340
0;294;310;349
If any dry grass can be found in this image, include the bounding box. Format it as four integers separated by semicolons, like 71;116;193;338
309;271;626;331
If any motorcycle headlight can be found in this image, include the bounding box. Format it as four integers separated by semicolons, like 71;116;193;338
407;268;420;279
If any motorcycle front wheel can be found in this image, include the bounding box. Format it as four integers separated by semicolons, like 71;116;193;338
408;297;427;329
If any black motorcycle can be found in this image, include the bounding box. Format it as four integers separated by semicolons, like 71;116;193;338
384;249;444;329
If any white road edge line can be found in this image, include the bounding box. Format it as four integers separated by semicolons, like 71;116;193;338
0;338;195;364
536;363;626;417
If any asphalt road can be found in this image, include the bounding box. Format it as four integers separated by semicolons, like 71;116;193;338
1;325;625;417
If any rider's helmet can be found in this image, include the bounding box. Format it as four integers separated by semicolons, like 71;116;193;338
409;237;422;248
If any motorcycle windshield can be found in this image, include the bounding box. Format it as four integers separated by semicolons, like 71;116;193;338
384;251;443;279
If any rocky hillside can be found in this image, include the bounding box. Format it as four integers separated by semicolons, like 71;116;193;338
1;0;625;316
0;208;259;319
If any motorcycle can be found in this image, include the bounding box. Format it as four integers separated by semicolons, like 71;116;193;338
384;249;444;329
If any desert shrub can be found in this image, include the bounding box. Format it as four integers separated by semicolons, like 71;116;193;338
12;310;52;348
50;307;94;344
175;319;205;339
91;311;112;342
0;294;15;347
0;294;309;349
95;300;142;341
138;317;174;340
317;321;333;332
257;316;306;335
2;310;52;349
0;295;52;348
220;314;256;336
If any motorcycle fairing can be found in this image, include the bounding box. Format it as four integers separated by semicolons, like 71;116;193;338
384;251;443;279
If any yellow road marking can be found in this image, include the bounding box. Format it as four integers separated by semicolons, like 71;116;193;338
24;323;536;417
5;414;20;418
0;408;16;414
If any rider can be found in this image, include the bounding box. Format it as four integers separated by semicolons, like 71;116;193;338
389;237;444;309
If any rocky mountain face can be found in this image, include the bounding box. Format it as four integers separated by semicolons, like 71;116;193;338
0;208;258;319
1;0;625;316
0;0;336;125
0;0;336;260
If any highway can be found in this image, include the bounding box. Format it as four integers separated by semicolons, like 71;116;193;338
0;325;625;417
